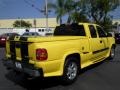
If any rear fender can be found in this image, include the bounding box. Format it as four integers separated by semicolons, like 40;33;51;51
60;51;81;75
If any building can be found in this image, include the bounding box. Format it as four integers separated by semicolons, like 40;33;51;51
0;18;120;35
0;18;58;35
0;18;58;28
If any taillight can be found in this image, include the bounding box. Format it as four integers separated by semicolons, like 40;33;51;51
36;48;48;61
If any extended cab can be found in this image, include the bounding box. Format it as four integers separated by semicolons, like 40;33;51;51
3;23;116;84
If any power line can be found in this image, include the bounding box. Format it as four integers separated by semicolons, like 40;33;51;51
23;0;41;12
23;0;51;31
23;0;51;15
0;0;7;8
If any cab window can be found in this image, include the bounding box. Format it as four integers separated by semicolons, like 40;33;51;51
89;25;97;38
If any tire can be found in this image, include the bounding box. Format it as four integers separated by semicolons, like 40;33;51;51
109;47;115;59
62;57;79;84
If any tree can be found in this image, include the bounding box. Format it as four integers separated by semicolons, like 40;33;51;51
64;0;75;23
79;0;120;31
48;0;66;24
48;0;120;28
48;0;89;24
13;20;32;28
114;22;119;26
113;22;120;31
81;0;120;23
66;0;89;23
70;12;89;23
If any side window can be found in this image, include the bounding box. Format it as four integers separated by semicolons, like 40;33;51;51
71;24;86;36
42;29;44;32
96;26;107;37
38;29;41;32
89;25;97;38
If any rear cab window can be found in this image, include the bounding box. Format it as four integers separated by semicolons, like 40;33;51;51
54;23;86;36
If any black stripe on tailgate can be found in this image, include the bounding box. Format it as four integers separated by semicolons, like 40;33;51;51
10;41;16;60
9;36;16;60
21;42;29;63
20;37;29;64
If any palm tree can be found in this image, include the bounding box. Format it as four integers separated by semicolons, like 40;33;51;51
48;0;89;24
48;0;66;24
70;11;89;23
64;0;89;23
64;0;75;23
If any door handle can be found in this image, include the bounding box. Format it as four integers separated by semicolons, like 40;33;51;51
100;40;102;43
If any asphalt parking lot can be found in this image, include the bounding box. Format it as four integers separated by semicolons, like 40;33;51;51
0;45;120;90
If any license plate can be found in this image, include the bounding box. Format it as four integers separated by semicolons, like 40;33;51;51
15;62;22;69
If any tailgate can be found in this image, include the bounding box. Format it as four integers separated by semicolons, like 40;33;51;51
6;36;35;65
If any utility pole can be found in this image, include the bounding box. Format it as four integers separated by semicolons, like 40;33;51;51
34;18;36;33
18;17;22;28
20;19;22;28
45;0;48;31
41;0;51;32
24;0;51;31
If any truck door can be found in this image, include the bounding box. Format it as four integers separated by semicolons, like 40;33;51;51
88;25;107;62
96;26;109;56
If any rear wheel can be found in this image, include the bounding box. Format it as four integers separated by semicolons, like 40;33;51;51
62;57;79;84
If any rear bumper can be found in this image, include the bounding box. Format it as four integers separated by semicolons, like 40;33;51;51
2;59;43;77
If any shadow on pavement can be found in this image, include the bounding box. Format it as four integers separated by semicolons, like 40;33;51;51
4;60;106;90
5;70;62;90
80;60;105;74
0;46;5;48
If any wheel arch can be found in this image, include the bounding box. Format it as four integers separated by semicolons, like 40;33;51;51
63;53;81;70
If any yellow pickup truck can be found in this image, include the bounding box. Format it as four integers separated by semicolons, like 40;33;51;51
3;23;116;84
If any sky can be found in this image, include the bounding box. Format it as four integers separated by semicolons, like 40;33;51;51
0;0;55;19
0;0;120;20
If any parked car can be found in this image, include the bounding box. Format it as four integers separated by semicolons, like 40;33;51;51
45;33;53;36
115;33;120;44
0;33;19;47
22;32;40;36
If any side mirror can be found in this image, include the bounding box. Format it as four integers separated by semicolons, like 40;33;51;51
107;33;112;37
